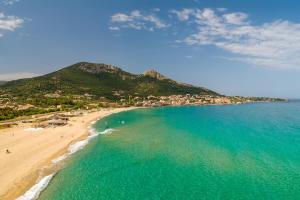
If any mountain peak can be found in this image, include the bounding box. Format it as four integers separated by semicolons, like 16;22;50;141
76;62;122;74
143;69;167;80
0;62;219;100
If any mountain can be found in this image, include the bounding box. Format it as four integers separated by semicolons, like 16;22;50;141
144;69;167;80
0;62;219;100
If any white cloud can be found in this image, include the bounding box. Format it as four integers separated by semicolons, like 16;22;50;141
0;72;40;81
170;9;195;21
0;12;24;36
110;9;168;31
109;26;120;31
223;12;248;25
171;8;300;69
0;13;24;31
111;13;133;23
2;0;20;5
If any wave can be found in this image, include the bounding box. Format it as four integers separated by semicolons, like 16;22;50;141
16;174;54;200
50;127;116;165
17;121;117;199
51;154;68;164
100;128;115;135
68;139;89;155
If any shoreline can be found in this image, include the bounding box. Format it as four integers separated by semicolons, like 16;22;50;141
0;102;285;199
0;107;136;200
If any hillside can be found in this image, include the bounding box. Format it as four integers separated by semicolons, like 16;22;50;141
0;62;219;100
0;81;7;86
0;62;285;121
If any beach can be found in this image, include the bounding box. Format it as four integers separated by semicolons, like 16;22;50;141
38;103;300;200
0;107;134;200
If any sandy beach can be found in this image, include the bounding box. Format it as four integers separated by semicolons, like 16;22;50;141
0;107;134;200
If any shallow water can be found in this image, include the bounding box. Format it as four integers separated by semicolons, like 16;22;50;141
39;102;300;199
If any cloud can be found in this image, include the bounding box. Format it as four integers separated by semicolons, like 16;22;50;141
170;9;195;21
110;10;168;31
109;26;120;31
171;8;300;69
223;12;248;25
0;12;24;36
2;0;20;5
0;72;40;81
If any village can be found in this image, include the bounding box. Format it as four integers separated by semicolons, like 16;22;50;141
122;94;277;107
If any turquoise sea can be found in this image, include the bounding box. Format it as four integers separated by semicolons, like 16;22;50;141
39;102;300;200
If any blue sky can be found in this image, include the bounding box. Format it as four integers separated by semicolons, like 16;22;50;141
1;0;300;98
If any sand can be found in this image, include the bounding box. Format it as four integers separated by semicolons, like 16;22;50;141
0;107;135;200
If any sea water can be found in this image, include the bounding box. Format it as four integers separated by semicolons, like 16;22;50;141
39;102;300;199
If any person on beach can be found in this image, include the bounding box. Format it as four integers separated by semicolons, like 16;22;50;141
6;149;11;154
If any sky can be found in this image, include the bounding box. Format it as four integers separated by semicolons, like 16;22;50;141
1;0;300;98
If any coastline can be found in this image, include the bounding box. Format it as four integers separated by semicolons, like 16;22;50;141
0;107;136;200
0;102;285;200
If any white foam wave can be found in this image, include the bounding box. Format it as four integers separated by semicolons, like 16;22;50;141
99;128;115;135
51;127;115;164
67;128;116;155
16;174;54;200
18;122;117;200
68;140;89;155
89;126;98;136
51;154;67;164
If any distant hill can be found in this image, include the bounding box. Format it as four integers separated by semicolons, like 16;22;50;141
0;62;219;100
0;81;7;85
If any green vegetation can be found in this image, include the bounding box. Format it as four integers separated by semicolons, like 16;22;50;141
0;62;220;121
0;62;218;101
0;107;59;121
0;62;285;122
